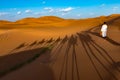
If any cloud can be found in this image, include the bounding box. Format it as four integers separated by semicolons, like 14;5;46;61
113;6;119;11
0;12;9;16
100;4;105;7
17;11;22;15
25;9;32;13
59;7;74;13
44;7;54;12
42;1;46;4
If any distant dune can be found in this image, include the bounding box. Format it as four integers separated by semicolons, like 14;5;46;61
0;14;120;80
15;16;64;24
0;14;120;29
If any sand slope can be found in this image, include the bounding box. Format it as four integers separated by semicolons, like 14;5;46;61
0;15;120;80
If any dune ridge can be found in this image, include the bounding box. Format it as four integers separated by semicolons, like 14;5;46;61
0;14;120;80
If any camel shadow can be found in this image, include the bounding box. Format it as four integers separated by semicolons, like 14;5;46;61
58;35;80;80
47;38;54;44
37;39;46;45
50;36;68;66
12;43;27;51
29;41;38;47
77;32;119;80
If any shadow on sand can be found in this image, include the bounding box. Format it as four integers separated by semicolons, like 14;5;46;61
87;31;120;46
57;35;80;80
77;32;119;80
50;35;68;65
0;47;54;80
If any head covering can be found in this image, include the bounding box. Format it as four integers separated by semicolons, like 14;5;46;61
104;22;106;24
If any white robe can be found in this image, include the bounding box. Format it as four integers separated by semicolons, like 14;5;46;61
101;24;108;37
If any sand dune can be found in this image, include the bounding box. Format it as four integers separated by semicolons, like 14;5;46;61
0;14;120;80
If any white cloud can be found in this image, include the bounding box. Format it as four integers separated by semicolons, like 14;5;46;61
113;6;119;11
17;11;22;15
59;7;74;13
44;7;54;12
100;4;105;7
42;1;46;4
0;12;9;16
25;9;32;13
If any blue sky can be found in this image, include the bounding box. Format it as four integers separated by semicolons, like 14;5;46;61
0;0;120;21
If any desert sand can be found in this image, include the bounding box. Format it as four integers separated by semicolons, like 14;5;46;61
0;14;120;80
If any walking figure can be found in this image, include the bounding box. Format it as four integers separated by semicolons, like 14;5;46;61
101;22;108;38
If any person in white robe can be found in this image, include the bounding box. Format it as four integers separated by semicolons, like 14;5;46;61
101;22;108;38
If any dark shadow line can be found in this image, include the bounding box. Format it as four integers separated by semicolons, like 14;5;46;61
50;42;62;58
85;39;118;80
37;39;46;45
114;62;120;67
87;31;120;46
49;41;63;66
89;41;112;65
72;45;80;80
58;36;69;80
46;38;54;44
79;32;118;80
50;36;67;66
91;41;115;63
50;44;64;66
64;44;71;80
71;46;74;80
0;47;51;78
91;41;120;73
77;34;103;80
58;42;69;80
84;32;120;73
59;35;71;80
10;43;27;53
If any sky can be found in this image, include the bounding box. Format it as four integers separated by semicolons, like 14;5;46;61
0;0;120;21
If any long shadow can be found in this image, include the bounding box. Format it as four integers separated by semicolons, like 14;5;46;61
59;35;80;80
51;36;68;58
58;35;74;80
87;31;120;46
0;47;52;78
46;38;54;43
114;62;120;67
50;36;68;66
40;38;54;48
55;37;61;43
77;32;119;80
82;32;120;72
69;35;80;80
29;41;38;47
37;39;46;45
10;43;28;52
77;33;103;80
